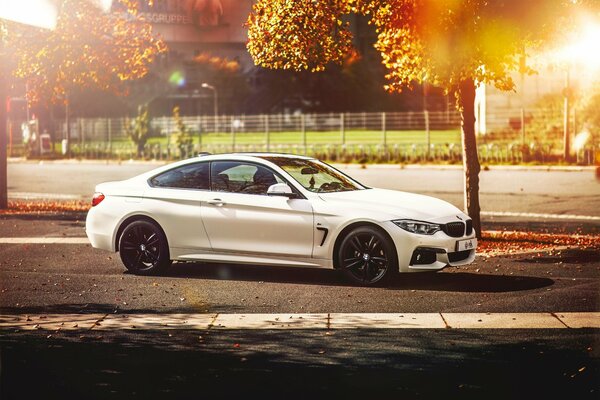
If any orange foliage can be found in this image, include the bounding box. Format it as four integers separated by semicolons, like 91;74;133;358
0;200;90;214
193;52;240;73
246;0;354;72
479;230;600;256
3;0;166;105
246;0;590;93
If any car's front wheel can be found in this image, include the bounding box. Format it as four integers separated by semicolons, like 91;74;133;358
118;220;172;275
338;226;397;286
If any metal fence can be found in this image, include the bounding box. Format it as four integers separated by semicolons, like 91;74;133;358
7;109;597;164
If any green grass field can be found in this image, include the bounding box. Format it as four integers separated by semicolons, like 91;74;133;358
11;129;458;156
143;129;462;147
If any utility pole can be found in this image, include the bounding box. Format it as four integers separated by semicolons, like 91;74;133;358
563;68;571;162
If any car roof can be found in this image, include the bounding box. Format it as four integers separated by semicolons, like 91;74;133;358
224;152;314;160
192;152;315;163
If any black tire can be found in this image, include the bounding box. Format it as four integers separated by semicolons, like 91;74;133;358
118;220;172;275
338;226;397;286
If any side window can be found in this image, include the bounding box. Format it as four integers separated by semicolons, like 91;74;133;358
211;161;283;195
150;163;209;190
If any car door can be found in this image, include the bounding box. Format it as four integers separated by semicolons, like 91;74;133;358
143;162;212;251
201;160;314;257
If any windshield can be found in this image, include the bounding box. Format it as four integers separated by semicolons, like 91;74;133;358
262;157;366;193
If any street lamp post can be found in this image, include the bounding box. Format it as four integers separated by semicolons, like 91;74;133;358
201;83;218;132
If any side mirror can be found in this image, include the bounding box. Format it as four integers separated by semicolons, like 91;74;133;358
267;183;297;198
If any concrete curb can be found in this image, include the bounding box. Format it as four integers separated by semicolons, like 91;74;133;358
8;158;597;172
8;157;166;166
334;163;598;172
2;312;599;330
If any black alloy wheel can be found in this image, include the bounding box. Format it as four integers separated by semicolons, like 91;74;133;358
119;220;171;275
338;226;397;285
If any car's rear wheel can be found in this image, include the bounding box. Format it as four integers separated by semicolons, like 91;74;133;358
338;226;397;286
118;220;171;275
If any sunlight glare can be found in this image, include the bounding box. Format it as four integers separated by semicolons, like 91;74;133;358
90;0;114;13
573;130;591;152
554;20;600;70
0;0;58;30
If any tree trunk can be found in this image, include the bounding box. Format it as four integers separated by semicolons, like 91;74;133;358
137;142;145;159
458;78;481;239
0;51;8;209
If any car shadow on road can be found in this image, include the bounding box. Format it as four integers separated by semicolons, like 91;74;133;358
515;249;600;265
163;262;554;293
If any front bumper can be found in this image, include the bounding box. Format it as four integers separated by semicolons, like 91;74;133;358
381;221;477;273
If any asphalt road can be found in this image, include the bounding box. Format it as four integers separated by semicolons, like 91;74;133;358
7;161;600;216
1;217;599;315
0;216;599;398
2;163;600;398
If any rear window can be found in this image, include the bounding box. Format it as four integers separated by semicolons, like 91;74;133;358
150;163;209;190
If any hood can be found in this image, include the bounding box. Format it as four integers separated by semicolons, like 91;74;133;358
318;188;463;221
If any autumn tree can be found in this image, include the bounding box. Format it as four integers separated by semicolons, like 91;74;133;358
3;0;166;104
247;0;593;239
0;0;166;208
172;106;194;158
581;84;600;142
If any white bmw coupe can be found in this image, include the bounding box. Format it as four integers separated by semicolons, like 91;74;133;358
86;153;477;285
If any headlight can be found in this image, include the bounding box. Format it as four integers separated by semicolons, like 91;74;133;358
393;219;441;235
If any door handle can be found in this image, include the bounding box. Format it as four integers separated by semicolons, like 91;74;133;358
207;198;225;206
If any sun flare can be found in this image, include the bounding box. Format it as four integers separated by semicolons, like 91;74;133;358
0;0;59;30
554;20;600;70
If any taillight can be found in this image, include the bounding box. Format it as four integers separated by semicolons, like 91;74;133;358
92;192;105;207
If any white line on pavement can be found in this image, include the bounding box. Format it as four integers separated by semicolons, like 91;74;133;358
1;313;599;331
482;211;600;221
0;237;90;244
8;192;83;200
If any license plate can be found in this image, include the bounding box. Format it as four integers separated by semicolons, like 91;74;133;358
456;238;477;252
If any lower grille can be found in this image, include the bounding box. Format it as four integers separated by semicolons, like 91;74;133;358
410;248;438;265
448;250;472;263
443;222;465;237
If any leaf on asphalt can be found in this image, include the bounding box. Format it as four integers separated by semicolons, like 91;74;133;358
479;230;600;256
0;200;89;214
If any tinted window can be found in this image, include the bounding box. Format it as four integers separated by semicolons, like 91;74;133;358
150;163;209;190
211;161;283;195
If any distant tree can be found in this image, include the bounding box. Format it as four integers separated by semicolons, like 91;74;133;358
172;106;193;158
247;0;595;238
125;104;151;158
2;0;166;105
581;85;600;142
